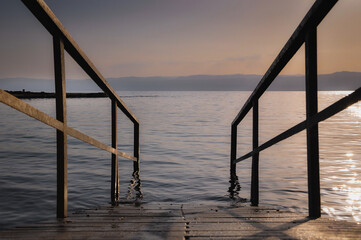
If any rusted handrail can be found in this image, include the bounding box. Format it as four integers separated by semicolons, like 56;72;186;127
231;0;361;219
0;0;140;218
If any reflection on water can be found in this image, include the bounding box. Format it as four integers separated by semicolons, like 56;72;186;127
228;174;240;200
318;93;361;223
348;104;361;118
228;173;246;203
322;153;361;223
125;170;143;203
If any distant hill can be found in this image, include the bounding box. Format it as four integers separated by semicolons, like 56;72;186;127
0;71;360;92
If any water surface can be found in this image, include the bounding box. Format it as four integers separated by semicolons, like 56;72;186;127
0;91;360;229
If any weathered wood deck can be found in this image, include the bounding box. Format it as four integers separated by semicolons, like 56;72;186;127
1;203;361;239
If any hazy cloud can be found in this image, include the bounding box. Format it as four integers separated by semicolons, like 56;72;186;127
225;55;261;62
0;0;360;78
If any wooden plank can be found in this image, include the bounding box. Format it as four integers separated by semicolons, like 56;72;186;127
13;224;186;232
71;209;291;215
2;204;361;239
72;209;184;215
68;213;182;218
0;231;185;240
95;203;184;210
19;219;186;226
33;218;336;225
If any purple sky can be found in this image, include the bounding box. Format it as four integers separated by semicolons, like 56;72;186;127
0;0;360;79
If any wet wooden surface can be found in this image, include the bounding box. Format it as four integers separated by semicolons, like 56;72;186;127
1;203;361;239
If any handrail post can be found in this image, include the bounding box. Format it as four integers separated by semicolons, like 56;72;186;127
251;100;259;206
230;125;237;178
305;27;321;218
111;100;119;204
54;36;67;218
133;122;140;173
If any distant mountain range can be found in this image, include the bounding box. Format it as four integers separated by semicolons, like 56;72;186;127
0;71;360;92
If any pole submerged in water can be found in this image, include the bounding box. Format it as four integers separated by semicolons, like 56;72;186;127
54;36;68;218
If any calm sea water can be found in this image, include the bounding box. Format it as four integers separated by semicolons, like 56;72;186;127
0;91;360;229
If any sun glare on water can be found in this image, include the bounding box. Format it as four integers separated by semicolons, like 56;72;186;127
347;102;361;119
323;153;361;224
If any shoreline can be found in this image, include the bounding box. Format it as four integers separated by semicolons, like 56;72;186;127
6;91;107;99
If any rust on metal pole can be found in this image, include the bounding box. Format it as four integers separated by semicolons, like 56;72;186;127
230;125;237;178
305;27;321;219
111;100;119;204
133;123;140;173
54;36;67;218
251;100;259;206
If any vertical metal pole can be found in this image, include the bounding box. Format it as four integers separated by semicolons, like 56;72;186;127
54;37;67;218
305;27;321;219
133;122;140;173
111;100;119;204
251;100;259;206
230;125;237;178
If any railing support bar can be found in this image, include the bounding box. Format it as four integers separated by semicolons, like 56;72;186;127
54;37;67;218
133;123;140;173
230;125;237;178
251;100;259;206
111;100;119;204
305;27;321;219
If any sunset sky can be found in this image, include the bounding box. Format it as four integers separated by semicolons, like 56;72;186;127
0;0;360;79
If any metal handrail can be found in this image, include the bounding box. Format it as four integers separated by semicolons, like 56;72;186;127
232;0;337;127
0;0;140;218
231;0;361;219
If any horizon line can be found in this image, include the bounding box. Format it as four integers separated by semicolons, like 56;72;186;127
0;70;360;81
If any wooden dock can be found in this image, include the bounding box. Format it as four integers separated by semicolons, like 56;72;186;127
1;203;361;239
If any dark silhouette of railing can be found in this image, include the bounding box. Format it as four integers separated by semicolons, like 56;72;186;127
230;0;361;219
0;0;140;218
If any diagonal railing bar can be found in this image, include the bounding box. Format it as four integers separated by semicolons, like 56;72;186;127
235;87;361;164
0;90;137;161
230;0;361;219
